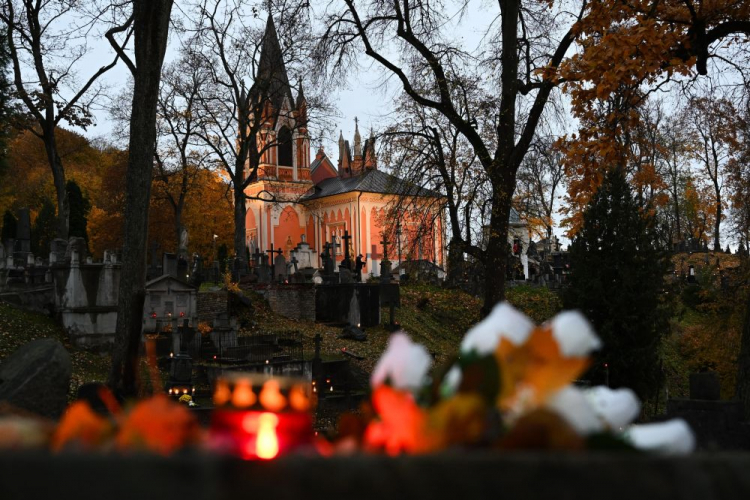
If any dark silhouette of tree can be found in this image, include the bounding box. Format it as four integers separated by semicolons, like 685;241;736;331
66;180;90;243
1;208;15;242
565;166;670;400
31;197;55;255
107;0;174;396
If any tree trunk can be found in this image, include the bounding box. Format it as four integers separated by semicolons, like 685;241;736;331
109;0;174;396
42;131;69;241
481;183;512;317
233;183;247;269
714;200;722;252
446;237;465;284
735;283;750;420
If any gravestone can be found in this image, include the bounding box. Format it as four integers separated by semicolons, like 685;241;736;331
274;254;287;281
312;269;323;284
14;207;31;255
0;339;71;418
257;254;271;283
340;268;354;284
340;230;353;270
290;236;316;269
321;243;335;278
49;239;68;264
190;254;204;288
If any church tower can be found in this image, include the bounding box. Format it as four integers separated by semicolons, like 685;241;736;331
251;15;311;183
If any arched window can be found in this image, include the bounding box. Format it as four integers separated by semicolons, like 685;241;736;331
277;126;293;167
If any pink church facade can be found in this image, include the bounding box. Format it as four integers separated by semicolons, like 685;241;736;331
242;17;446;278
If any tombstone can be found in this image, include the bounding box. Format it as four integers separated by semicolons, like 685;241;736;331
290;254;299;274
274;253;287;281
321;243;334;276
257;254;271;283
340;230;353;270
312;269;323;284
290;237;316;269
190;254;204;288
49;238;68;264
167;354;193;395
687;265;696;284
339;268;354;284
14;207;31;254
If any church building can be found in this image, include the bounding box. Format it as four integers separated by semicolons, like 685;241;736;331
243;16;446;279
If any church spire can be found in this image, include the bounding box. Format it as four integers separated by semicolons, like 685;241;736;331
255;14;294;110
353;117;362;157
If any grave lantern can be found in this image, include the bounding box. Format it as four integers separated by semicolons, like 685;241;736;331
209;373;314;460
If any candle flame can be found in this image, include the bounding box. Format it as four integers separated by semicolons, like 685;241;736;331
259;380;286;412
232;380;256;408
256;413;279;459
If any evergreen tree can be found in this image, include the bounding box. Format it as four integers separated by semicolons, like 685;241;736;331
66;180;90;242
1;210;16;243
31;198;56;255
564;167;670;399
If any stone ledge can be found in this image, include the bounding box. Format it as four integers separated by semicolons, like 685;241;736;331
1;452;749;500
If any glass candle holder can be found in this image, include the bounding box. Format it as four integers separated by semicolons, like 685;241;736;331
209;373;314;460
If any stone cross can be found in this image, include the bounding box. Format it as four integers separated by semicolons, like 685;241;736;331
266;244;282;278
290;254;299;274
330;235;341;260
340;230;353;269
252;247;263;266
380;234;390;261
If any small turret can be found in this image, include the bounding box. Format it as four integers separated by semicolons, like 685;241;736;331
353;117;362;157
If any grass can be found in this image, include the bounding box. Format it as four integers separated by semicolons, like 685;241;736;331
0;302;111;400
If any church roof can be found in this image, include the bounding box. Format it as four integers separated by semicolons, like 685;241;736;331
300;169;443;201
252;16;295;111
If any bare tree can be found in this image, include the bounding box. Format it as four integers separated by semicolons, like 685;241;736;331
514;136;565;243
0;0;121;239
315;0;583;314
380;94;490;283
153;54;213;252
107;0;174;395
682;95;740;252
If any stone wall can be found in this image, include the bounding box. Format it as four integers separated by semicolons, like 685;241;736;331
197;291;228;322
264;284;316;321
1;453;750;500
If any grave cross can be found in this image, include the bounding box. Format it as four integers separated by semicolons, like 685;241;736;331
252;247;263;266
266;244;282;278
380;234;390;261
330;235;341;259
341;230;352;261
290;254;299;274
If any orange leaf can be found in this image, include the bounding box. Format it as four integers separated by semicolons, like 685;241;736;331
496;327;589;411
51;401;113;452
364;386;437;455
115;395;200;455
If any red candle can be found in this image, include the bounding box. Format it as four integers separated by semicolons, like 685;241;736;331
209;374;314;460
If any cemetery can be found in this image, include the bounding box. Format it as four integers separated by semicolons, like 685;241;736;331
3;0;750;498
